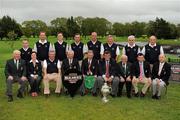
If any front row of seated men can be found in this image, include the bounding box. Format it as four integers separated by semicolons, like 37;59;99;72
5;49;171;102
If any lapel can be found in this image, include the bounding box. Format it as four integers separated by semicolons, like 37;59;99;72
159;62;166;76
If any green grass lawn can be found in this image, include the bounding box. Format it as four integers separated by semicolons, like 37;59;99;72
0;37;180;120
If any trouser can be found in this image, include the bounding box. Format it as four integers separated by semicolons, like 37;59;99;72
152;78;166;96
119;81;132;97
6;76;26;96
28;76;42;93
132;77;151;94
92;76;119;96
43;73;62;94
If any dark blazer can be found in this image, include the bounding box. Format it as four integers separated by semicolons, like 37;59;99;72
132;61;151;78
117;62;133;79
4;59;26;78
98;58;117;77
81;58;98;76
27;60;42;77
152;62;171;85
61;58;80;74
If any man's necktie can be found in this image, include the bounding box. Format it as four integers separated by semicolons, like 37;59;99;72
139;63;143;80
105;61;109;78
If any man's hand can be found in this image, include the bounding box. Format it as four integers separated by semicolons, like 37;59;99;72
34;75;38;80
8;76;13;80
157;79;161;86
126;76;131;82
21;76;27;81
120;76;125;82
107;77;112;82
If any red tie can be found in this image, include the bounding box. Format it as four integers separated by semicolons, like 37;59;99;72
105;61;109;78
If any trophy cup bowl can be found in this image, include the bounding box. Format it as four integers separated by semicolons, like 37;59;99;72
101;82;112;103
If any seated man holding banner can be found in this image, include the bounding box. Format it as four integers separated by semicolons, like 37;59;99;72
43;50;62;97
152;54;171;100
94;51;119;97
132;53;151;98
80;50;98;96
5;50;27;102
61;50;81;98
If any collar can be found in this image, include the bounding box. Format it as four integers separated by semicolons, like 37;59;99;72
108;43;114;47
91;40;97;45
58;40;64;45
149;43;156;48
75;41;80;46
30;60;39;63
39;40;47;44
23;47;29;51
127;43;136;48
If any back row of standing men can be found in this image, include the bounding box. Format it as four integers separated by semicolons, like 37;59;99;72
21;31;164;65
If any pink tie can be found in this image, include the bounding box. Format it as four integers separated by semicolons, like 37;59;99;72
105;61;109;78
139;63;143;80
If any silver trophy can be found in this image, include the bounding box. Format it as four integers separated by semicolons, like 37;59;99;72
101;82;112;103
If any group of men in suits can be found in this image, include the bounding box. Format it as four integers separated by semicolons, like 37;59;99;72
4;32;171;102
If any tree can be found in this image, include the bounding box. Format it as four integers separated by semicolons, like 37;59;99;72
0;15;22;40
50;17;68;37
22;20;48;38
146;17;173;39
66;16;80;38
7;31;18;40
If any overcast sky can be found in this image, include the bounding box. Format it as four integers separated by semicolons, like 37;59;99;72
0;0;180;24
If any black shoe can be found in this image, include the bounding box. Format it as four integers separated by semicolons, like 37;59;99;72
140;92;145;98
110;93;115;98
56;93;61;97
127;95;131;98
45;94;50;98
17;92;23;98
117;92;122;97
8;95;13;102
152;95;157;99
156;96;161;100
92;92;97;97
65;91;69;96
134;92;139;97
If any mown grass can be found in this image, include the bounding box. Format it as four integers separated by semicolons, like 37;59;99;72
0;37;180;120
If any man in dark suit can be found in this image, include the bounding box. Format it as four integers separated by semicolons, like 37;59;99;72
61;50;80;74
80;50;98;96
94;51;119;97
117;55;133;98
61;50;81;97
152;54;171;99
132;53;151;97
27;51;42;97
4;50;27;102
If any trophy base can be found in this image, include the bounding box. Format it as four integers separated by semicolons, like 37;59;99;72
102;97;109;103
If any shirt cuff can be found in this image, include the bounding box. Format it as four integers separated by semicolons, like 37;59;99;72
30;74;34;77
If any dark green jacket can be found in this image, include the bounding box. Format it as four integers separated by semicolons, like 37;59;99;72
4;59;27;78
